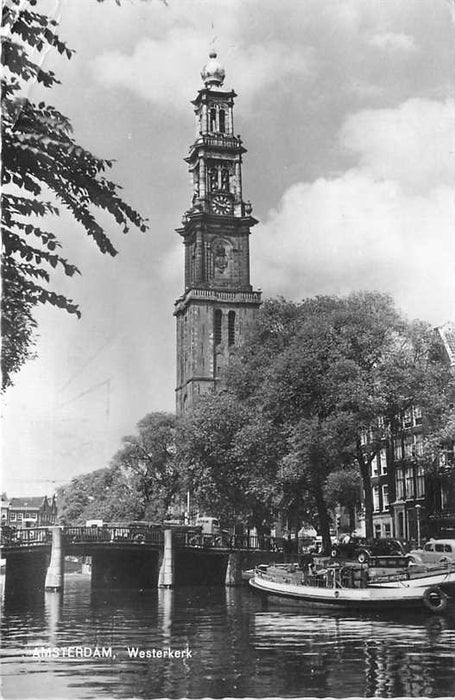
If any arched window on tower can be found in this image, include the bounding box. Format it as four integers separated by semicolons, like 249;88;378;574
210;108;217;132
219;109;225;133
214;309;222;346
209;167;218;191
221;168;229;191
228;311;235;346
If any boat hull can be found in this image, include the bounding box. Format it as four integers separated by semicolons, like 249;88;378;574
369;569;455;592
249;574;429;610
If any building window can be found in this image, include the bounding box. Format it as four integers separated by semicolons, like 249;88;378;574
413;406;423;425
404;436;413;458
214;309;222;346
210;108;217;131
405;467;415;499
221;168;230;191
414;434;424;457
228;311;235;346
219;109;225;132
380;448;387;475
373;486;380;512
360;428;368;446
17;512;22;520
382;485;389;510
371;456;379;477
209;167;218;191
374;523;381;539
394;438;403;460
416;465;425;498
384;523;391;538
396;468;404;500
10;513;16;521
403;409;413;429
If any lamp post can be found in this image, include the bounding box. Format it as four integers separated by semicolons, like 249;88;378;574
415;504;421;548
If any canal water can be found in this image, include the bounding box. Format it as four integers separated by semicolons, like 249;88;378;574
1;574;455;698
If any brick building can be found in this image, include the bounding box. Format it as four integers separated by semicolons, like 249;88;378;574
4;496;57;528
358;323;455;542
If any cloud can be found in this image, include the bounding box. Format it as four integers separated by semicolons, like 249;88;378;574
339;98;455;193
92;29;311;110
368;32;416;52
252;98;454;325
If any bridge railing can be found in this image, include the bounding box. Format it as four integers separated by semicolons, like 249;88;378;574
62;526;165;546
0;526;51;546
174;531;285;551
1;524;285;552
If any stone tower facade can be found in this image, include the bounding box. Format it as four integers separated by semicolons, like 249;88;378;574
174;51;261;414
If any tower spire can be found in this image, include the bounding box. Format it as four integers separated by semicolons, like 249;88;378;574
174;54;261;414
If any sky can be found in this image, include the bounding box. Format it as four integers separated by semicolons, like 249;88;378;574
2;0;454;497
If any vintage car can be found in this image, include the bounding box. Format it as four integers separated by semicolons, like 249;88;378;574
331;536;404;563
408;539;455;566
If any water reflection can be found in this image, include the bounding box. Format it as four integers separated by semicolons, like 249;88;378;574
252;607;455;697
1;575;455;698
44;591;63;646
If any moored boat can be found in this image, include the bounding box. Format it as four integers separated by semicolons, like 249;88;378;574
249;563;450;613
368;563;455;593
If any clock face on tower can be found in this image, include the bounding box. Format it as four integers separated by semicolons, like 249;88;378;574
211;193;232;215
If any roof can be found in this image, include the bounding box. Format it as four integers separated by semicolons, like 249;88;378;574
9;496;48;510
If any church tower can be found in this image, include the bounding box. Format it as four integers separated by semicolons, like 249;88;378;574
174;51;262;414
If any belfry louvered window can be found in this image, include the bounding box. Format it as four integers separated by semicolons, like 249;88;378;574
219;109;225;132
214;309;222;346
228;311;235;346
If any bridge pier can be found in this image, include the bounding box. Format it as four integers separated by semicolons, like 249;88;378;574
45;526;64;592
158;529;174;588
225;552;243;586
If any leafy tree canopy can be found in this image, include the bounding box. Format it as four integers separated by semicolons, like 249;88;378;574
187;292;453;549
178;393;284;532
110;412;181;522
57;466;145;525
1;0;148;390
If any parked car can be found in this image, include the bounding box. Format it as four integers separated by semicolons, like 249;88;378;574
407;539;455;566
331;536;404;563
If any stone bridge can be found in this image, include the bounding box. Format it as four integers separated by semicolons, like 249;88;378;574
0;525;285;599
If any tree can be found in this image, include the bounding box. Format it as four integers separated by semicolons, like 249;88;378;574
1;0;148;390
111;413;181;521
57;466;144;525
223;293;452;546
324;468;362;532
178;392;283;533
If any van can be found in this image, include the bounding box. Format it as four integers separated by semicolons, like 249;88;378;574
195;517;220;536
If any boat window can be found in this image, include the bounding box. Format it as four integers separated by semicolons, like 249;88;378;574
435;544;445;552
424;543;433;551
445;544;452;552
